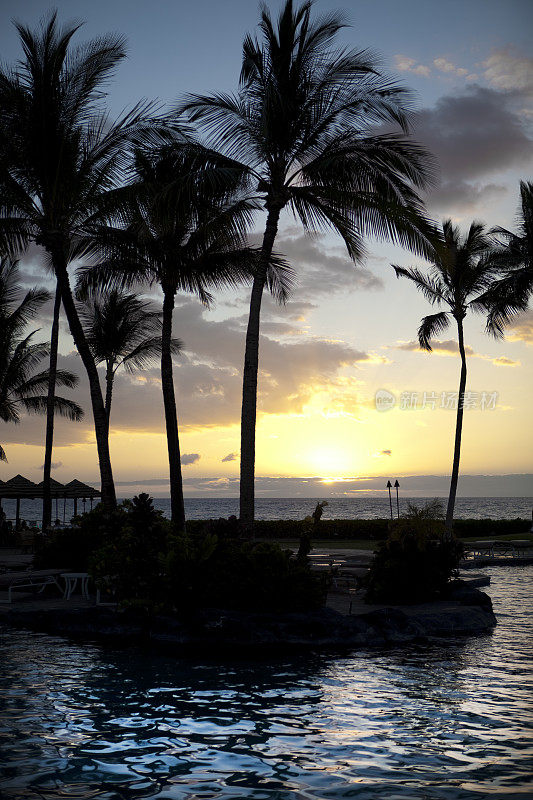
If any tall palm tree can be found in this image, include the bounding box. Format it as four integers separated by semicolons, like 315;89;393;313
0;257;82;462
485;180;533;332
78;144;291;529
393;220;507;536
0;12;162;511
79;288;182;426
42;283;61;531
180;0;437;523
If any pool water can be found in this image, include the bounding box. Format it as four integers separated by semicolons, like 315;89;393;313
0;565;532;799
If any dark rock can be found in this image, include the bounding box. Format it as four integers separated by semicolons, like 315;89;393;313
4;598;496;653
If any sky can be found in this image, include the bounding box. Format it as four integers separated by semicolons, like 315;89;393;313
1;0;532;498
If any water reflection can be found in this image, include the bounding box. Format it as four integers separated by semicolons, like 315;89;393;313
0;565;532;799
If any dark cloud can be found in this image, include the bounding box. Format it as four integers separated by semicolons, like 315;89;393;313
414;85;533;213
173;473;533;498
221;452;238;462
394;339;475;356
59;473;533;498
273;229;385;295
391;339;520;367
38;460;63;470
5;296;373;446
181;453;200;465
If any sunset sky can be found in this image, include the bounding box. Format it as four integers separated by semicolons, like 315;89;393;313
1;0;532;497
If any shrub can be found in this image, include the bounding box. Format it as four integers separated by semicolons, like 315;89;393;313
89;494;171;607
88;504;326;613
34;501;130;571
364;500;463;604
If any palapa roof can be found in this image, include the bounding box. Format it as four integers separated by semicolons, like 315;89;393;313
0;475;39;497
36;478;66;497
0;475;101;499
64;479;100;498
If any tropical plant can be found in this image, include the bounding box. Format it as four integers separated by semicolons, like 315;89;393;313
0;256;82;462
0;11;163;510
393;220;507;535
78;143;291;529
79;288;182;428
364;499;462;604
180;0;437;523
485;180;533;332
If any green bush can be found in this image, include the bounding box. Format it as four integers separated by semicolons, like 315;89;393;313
364;500;463;604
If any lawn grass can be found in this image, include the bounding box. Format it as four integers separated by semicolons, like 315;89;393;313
259;532;533;553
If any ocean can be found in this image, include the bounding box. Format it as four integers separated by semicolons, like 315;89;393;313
2;495;532;526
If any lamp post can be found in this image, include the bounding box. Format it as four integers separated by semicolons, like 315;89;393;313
386;480;393;520
394;480;400;518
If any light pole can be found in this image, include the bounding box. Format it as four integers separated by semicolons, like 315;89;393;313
386;480;393;520
394;480;400;518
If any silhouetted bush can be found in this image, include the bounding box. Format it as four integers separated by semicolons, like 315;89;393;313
364;500;464;604
88;502;326;613
185;516;530;541
34;500;132;570
186;517;391;540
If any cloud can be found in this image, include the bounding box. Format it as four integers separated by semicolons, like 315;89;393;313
392;339;520;366
507;310;533;344
394;55;431;77
394;339;475;357
379;449;392;456
414;86;533;213
38;461;63;470
221;452;238;462
433;57;470;79
181;453;200;465
173;473;533;498
258;229;384;304
4;291;377;449
482;48;533;98
491;356;520;367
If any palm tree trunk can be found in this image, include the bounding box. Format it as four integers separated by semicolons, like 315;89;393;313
104;361;114;430
239;206;281;525
161;285;186;530
42;284;61;531
54;262;116;511
445;317;467;537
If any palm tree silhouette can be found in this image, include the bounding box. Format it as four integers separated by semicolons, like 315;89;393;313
0;257;82;463
485;180;533;332
0;12;161;513
79;288;182;428
181;0;436;523
393;220;506;535
78;144;290;529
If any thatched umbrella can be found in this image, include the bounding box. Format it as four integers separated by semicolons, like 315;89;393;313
0;475;39;528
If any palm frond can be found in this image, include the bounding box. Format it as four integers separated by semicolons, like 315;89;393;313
417;311;450;351
22;395;84;420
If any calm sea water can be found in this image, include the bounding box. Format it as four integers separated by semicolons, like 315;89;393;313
3;496;532;526
0;564;532;799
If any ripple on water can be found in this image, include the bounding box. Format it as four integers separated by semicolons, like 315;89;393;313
0;564;532;799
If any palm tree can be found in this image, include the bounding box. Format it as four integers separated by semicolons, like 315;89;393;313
393;220;507;536
0;256;82;462
180;0;437;523
78;144;290;529
0;12;162;511
79;288;182;427
485;180;533;332
42;284;61;531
